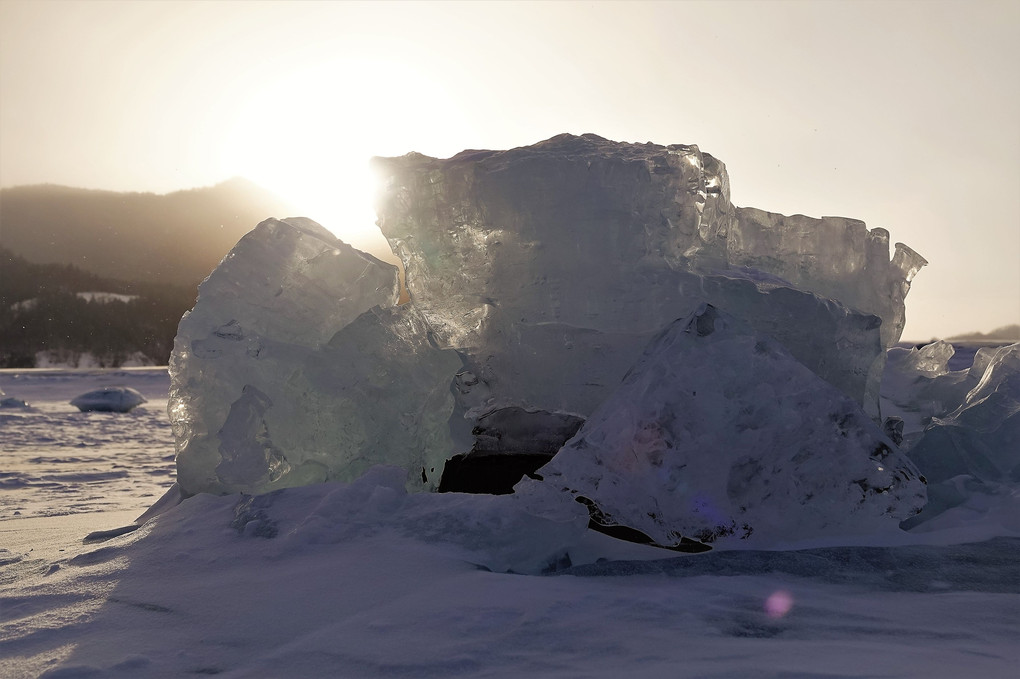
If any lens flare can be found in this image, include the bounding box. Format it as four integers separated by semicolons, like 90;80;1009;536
764;589;794;619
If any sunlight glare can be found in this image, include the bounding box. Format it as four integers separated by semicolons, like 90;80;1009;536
217;57;465;261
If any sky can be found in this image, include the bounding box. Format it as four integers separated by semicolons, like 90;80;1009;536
1;0;1017;340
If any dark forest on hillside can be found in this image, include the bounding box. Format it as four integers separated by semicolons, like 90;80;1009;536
0;178;296;367
0;248;196;367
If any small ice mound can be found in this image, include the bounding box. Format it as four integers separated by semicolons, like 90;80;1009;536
70;386;148;413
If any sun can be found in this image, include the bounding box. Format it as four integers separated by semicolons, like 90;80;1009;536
216;57;468;262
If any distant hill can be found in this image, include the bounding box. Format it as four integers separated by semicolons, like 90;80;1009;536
0;178;297;287
948;324;1020;342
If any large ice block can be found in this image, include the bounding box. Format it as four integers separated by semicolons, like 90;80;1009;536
374;134;921;345
529;305;927;550
374;134;910;420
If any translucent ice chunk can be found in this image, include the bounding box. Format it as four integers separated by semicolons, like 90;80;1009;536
530;304;926;550
880;341;985;445
728;212;927;348
169;218;447;495
375;134;922;349
908;343;1020;485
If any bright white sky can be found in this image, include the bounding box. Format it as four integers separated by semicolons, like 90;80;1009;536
1;0;1017;340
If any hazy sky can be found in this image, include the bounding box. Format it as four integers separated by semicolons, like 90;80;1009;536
1;0;1017;340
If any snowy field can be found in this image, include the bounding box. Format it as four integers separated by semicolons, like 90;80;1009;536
0;368;174;522
1;365;1019;678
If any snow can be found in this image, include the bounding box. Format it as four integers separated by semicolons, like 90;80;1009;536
0;383;31;408
0;368;174;521
75;292;139;304
2;366;1020;678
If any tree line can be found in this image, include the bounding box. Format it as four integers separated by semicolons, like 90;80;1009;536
0;248;197;367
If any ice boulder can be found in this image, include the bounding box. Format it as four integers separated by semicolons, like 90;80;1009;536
373;134;920;422
169;218;461;496
70;386;147;412
881;340;992;444
528;304;927;550
690;272;886;417
906;343;1020;485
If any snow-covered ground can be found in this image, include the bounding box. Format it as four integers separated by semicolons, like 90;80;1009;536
0;368;174;522
1;366;1018;678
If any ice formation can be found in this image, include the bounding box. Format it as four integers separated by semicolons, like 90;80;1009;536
881;340;995;444
879;341;1020;528
906;343;1019;485
169;134;932;544
729;209;927;349
527;305;927;550
70;386;147;412
169;218;460;495
373;134;922;421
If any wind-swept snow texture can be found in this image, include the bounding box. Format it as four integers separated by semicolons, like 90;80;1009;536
3;354;1020;678
0;368;174;520
1;469;1017;679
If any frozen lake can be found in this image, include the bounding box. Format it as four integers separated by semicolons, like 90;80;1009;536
0;367;175;521
1;367;1018;678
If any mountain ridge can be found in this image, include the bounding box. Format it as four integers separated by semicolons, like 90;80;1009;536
947;324;1020;342
0;178;297;287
